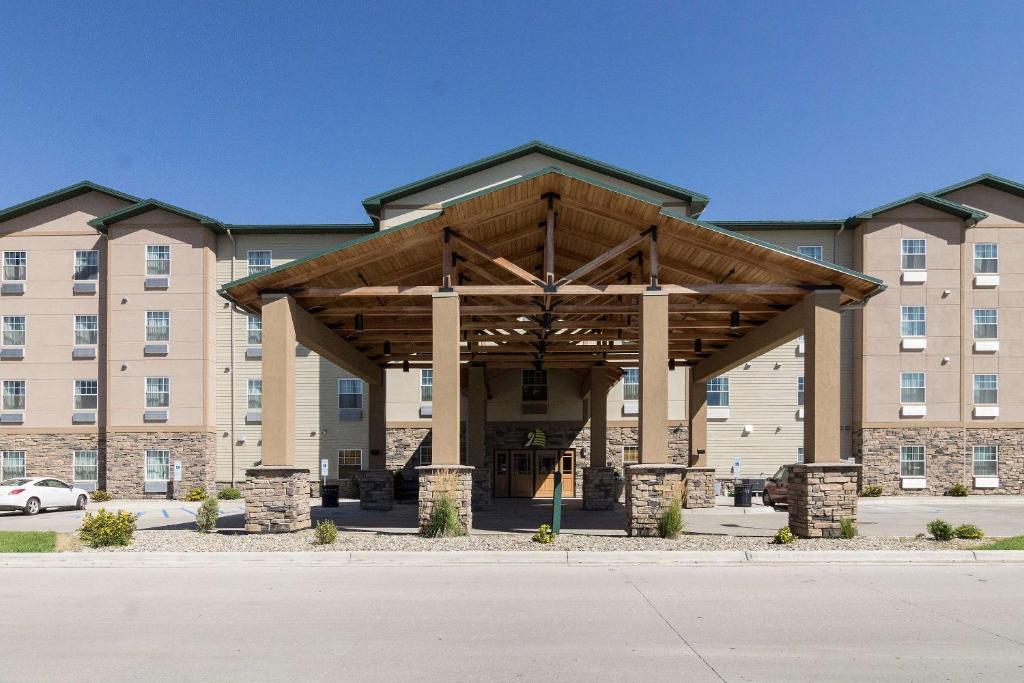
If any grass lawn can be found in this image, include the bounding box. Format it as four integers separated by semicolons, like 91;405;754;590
976;536;1024;551
0;531;57;553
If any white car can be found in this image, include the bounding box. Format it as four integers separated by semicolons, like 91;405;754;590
0;477;90;515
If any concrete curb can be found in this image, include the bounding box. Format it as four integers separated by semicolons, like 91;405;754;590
1;549;1023;568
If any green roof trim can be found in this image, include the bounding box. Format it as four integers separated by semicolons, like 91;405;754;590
712;220;845;231
845;193;986;227
360;140;710;222
223;223;376;235
0;181;140;224
932;172;1024;201
89;198;223;232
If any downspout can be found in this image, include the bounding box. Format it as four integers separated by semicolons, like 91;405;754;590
227;228;237;487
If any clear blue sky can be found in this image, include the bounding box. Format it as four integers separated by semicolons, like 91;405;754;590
2;1;1023;223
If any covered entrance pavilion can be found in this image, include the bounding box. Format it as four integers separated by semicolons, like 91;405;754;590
220;167;884;537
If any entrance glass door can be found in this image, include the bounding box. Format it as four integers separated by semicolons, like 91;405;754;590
493;451;510;498
535;453;558;497
510;450;534;498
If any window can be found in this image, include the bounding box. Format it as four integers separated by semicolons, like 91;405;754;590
623;445;639;464
901;239;926;270
2;380;25;410
74;250;99;280
145;311;170;342
797;245;823;260
900;445;925;478
420;369;433;402
247;250;272;276
973;309;998;339
522;369;548;402
247;316;262;345
145;377;170;408
74;380;98;410
145;245;170;276
338;378;363;409
247;379;262;410
338;449;361;467
973;374;998;405
796;447;805;464
973;445;997;477
796;376;805;406
145;450;170;481
74;450;99;482
418;446;432;465
1;451;26;479
2;316;25;346
74;315;99;345
622;368;639;401
707;377;729;407
974;243;998;274
900;306;926;337
3;251;27;280
900;372;925;404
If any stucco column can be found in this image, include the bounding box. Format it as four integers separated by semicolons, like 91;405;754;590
467;366;487;466
687;370;708;467
638;290;669;463
432;292;461;464
589;365;609;467
260;295;296;467
367;381;387;469
803;288;842;463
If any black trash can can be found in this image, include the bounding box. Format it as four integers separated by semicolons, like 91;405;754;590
733;482;752;507
321;484;340;508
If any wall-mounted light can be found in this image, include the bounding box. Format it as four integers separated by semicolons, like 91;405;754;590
237;434;247;445
774;362;782;370
694;338;703;353
402;360;410;372
744;362;752;370
383;341;392;355
742;424;754;436
668;358;676;371
354;313;365;331
730;311;740;328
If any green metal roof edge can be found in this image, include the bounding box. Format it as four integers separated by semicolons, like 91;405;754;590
88;198;224;232
0;181;141;224
846;193;986;227
220;165;883;306
360;140;710;220
712;220;846;231
223;223;376;235
932;173;1024;201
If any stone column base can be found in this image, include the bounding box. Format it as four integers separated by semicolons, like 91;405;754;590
242;466;311;534
788;463;860;538
357;469;394;511
416;465;473;534
582;467;615;510
625;464;687;537
683;467;715;509
471;465;492;511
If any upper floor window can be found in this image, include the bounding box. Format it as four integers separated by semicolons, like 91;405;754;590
3;251;27;281
973;445;997;477
145;245;170;276
247;379;262;410
420;369;433;402
901;239;926;270
338;449;362;467
707;377;729;407
973;374;998;405
1;451;26;479
145;311;170;342
74;250;99;281
797;245;823;261
74;380;98;410
74;315;99;346
2;380;25;410
522;369;548;402
622;368;639;401
974;243;998;274
248;250;272;276
973;309;998;339
900;372;925;404
796;376;805;406
900;445;925;478
247;316;262;345
900;306;926;337
145;377;170;408
2;316;26;346
338;378;363;410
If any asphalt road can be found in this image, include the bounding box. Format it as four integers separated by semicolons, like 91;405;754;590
4;557;1024;681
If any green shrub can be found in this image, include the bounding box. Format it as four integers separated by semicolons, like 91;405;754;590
927;519;956;541
839;517;857;540
183;486;207;502
954;524;985;540
314;520;338;545
350;475;361;499
195;496;219;533
424;494;467;538
217;487;241;500
79;508;136;548
657;499;684;539
773;526;796;545
860;485;883;497
947;482;970;497
532;524;556;544
90;489;111;502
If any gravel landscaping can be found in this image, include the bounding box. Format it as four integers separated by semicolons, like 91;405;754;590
84;529;984;553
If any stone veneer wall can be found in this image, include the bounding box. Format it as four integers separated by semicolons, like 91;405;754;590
857;427;1024;496
624;464;686;536
682;467;715;509
356;469;394;510
0;433;105;484
242;466;311;533
787;464;859;538
417;465;473;533
106;431;217;499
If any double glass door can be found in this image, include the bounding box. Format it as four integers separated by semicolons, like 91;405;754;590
493;449;575;498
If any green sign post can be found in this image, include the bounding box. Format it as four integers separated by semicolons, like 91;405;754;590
551;469;563;534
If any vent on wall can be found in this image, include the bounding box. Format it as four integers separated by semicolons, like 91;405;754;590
521;402;548;415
